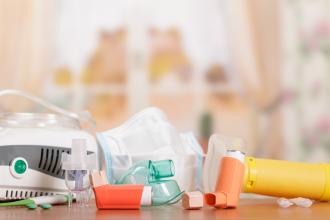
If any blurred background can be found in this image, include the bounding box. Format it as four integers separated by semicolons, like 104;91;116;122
1;0;330;162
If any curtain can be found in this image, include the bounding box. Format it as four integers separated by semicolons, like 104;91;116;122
225;0;283;158
0;0;52;93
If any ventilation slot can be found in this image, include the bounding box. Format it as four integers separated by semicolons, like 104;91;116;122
42;149;49;170
51;150;60;173
47;149;54;171
38;148;44;168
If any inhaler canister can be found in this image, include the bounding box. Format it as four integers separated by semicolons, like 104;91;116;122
243;157;330;201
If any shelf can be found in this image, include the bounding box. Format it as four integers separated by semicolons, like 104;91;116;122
50;84;127;95
50;83;235;96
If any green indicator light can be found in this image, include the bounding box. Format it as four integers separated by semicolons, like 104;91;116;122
14;160;27;174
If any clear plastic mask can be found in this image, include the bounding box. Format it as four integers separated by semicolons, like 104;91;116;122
118;159;184;206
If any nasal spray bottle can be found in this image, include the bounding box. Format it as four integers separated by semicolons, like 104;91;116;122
204;135;330;208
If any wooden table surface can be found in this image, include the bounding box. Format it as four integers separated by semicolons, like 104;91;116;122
0;198;329;220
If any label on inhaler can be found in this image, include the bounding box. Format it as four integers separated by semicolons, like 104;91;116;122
141;186;152;206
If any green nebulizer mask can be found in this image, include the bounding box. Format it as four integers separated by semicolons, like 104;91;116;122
117;159;184;206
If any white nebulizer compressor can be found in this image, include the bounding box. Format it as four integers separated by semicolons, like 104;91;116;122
0;90;99;201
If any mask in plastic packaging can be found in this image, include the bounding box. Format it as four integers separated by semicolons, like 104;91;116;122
97;107;203;192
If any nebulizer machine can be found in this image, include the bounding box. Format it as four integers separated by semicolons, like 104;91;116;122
203;134;330;209
0;90;203;208
0;90;99;201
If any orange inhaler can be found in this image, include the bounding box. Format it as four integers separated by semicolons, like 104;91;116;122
90;171;151;209
93;184;145;209
204;150;245;208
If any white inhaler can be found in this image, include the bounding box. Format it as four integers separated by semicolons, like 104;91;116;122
61;139;96;207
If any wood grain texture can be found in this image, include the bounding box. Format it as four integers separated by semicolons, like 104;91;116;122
0;198;329;220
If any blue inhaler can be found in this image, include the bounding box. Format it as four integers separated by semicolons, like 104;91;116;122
117;160;184;206
62;139;96;207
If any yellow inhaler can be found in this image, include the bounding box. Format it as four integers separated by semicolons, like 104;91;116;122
243;157;330;201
